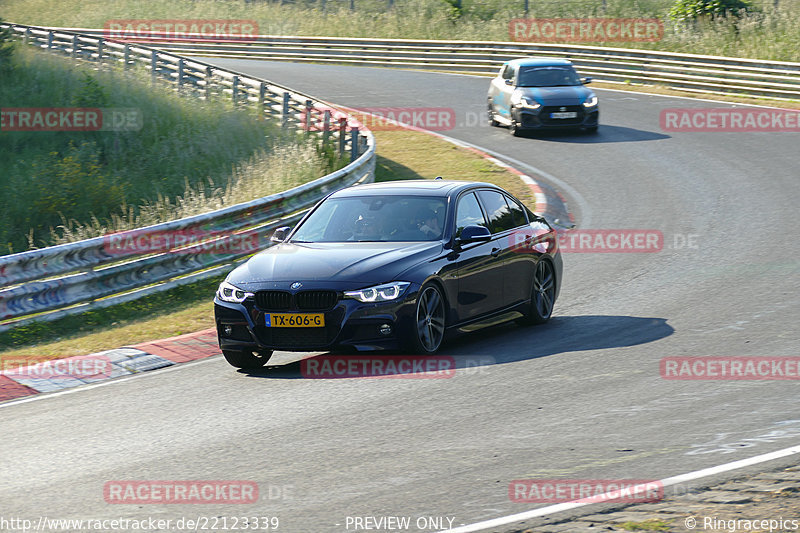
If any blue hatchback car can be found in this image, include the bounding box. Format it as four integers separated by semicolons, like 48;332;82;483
487;58;599;135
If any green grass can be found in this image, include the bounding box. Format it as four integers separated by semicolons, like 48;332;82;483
2;0;800;61
0;44;332;254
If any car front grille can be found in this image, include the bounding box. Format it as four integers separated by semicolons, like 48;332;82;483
296;290;338;311
255;290;338;311
255;291;292;310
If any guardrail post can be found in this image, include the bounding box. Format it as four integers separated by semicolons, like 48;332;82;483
350;127;359;161
338;118;347;156
24;27;31;45
178;59;185;90
205;66;212;100
304;100;313;132
282;92;290;129
47;30;53;49
71;35;78;59
323;110;331;144
123;44;130;70
258;82;267;118
151;50;157;85
97;38;103;64
233;76;241;105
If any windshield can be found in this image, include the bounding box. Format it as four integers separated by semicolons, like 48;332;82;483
290;195;448;242
518;66;582;87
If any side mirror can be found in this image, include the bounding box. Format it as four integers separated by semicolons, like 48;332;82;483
504;78;514;86
271;226;292;243
581;77;593;84
456;225;492;246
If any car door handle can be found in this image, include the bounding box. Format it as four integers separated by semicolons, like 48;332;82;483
491;247;501;257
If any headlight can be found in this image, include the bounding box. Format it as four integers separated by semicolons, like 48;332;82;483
510;93;541;110
344;282;411;303
583;95;598;108
217;281;253;303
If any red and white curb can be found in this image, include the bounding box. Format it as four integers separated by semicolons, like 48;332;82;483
0;328;220;402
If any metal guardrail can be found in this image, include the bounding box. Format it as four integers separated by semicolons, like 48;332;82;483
0;24;376;332
41;30;800;100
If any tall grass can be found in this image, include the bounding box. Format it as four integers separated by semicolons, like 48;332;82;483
0;44;333;254
2;0;800;60
49;143;331;245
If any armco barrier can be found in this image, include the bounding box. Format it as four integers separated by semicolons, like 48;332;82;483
0;23;375;332
41;29;800;100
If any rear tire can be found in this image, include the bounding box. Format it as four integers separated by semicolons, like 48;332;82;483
222;349;273;369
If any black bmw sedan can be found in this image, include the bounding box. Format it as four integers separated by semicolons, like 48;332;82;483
214;180;562;368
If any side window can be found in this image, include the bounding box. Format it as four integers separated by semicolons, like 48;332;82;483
476;190;516;234
502;65;514;81
504;195;528;228
455;192;487;237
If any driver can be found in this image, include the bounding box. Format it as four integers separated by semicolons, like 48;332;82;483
416;208;442;239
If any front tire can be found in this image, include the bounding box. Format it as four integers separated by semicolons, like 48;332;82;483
222;349;273;369
410;283;447;354
519;260;556;325
488;103;499;127
509;118;522;137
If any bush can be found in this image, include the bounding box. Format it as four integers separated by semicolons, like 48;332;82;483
669;0;754;21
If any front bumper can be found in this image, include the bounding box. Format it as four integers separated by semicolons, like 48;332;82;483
513;105;599;130
214;285;421;353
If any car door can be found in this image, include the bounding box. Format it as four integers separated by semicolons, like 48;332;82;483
499;194;537;307
474;189;534;309
451;191;505;323
489;64;516;121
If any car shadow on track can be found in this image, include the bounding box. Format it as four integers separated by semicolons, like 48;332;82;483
522;125;669;143
238;315;673;379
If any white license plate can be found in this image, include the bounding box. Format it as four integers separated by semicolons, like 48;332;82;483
550;112;577;119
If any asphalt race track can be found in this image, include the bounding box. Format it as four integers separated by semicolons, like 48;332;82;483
1;60;799;533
